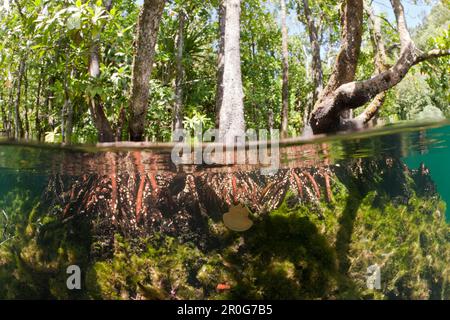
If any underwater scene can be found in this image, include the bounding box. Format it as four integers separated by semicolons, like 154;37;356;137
0;120;449;300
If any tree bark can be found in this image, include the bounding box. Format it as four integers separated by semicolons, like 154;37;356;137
218;0;245;144
35;67;43;141
215;0;226;129
280;0;290;139
129;0;166;141
349;3;390;128
63;70;74;144
309;0;450;134
318;0;363;99
268;109;274;131
14;58;25;139
7;84;14;137
172;10;185;132
23;64;29;139
88;0;115;142
44;76;55;133
300;0;323;122
65;100;74;144
0;90;6;134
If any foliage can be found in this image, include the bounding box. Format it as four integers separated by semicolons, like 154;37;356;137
0;0;448;142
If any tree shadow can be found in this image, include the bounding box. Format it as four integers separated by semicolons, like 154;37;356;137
334;192;363;295
224;199;339;299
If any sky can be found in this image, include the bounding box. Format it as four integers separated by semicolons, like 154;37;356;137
135;0;436;35
372;0;434;28
282;0;437;36
131;0;438;34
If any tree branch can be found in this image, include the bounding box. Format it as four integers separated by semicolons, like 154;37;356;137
309;0;450;134
349;1;390;127
415;49;450;64
390;0;412;51
318;0;364;97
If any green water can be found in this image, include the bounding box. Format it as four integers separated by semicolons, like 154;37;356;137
404;126;450;220
0;120;449;300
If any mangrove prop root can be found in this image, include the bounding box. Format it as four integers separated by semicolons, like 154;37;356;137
43;156;429;247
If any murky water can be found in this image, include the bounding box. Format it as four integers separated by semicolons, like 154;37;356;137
0;120;449;300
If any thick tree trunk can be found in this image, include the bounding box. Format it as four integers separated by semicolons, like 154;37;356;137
218;0;245;144
309;0;449;134
172;11;185;132
280;0;289;139
129;0;166;141
88;39;115;143
300;0;323;122
88;46;115;142
88;99;115;142
215;0;226;129
318;0;363;99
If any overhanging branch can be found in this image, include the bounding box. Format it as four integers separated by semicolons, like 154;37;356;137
309;0;450;134
415;49;450;65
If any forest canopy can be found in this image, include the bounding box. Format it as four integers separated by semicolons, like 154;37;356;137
0;0;449;143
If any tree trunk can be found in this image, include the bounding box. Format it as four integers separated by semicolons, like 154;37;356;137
61;94;66;143
63;70;74;144
35;67;43;141
88;0;115;143
129;0;166;141
65;70;75;144
44;76;55;134
280;0;289;139
14;58;25;139
65;100;74;144
0;90;6;134
268;109;274;131
23;65;29;139
300;0;323;122
215;0;226;129
172;10;185;133
318;0;363;99
7;82;15;137
88;50;115;142
348;3;390;128
218;0;245;144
